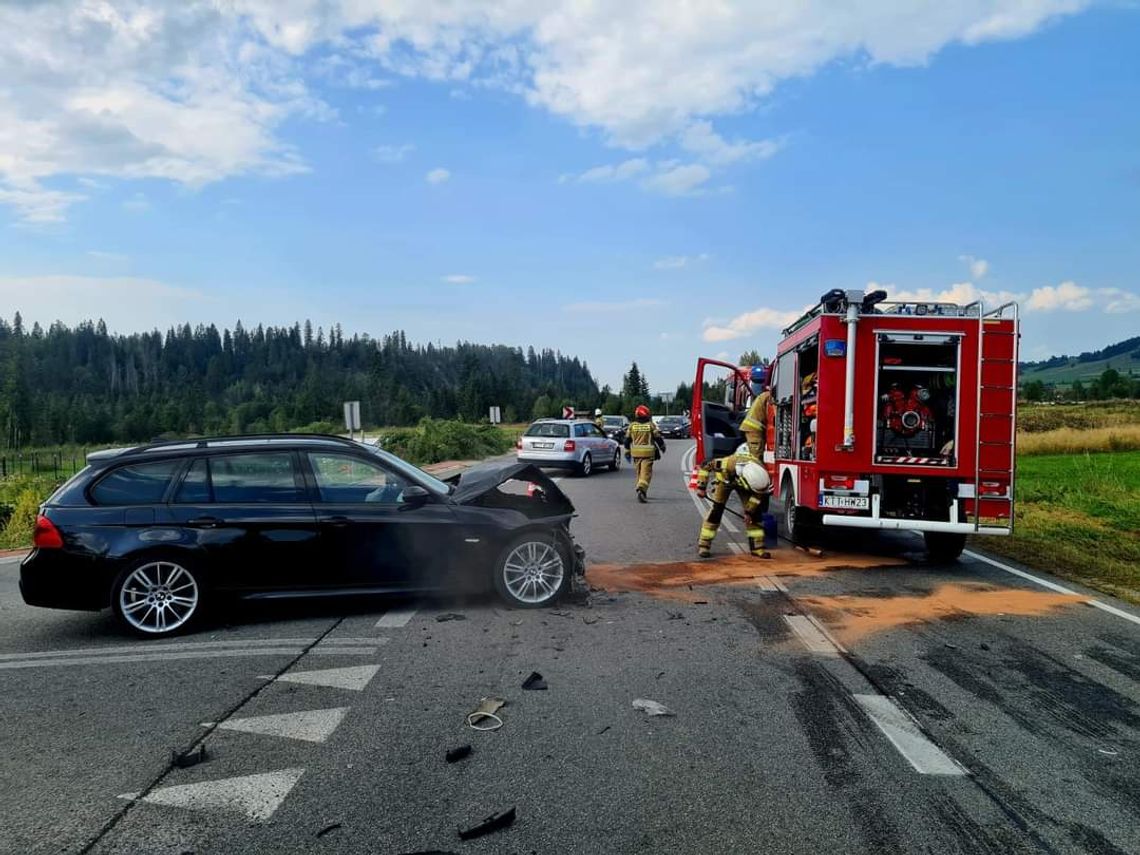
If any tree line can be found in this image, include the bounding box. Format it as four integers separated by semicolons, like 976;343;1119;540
0;313;603;447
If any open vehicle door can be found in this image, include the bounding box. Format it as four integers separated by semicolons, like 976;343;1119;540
692;357;750;465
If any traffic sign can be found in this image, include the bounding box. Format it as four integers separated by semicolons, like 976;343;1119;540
562;406;575;419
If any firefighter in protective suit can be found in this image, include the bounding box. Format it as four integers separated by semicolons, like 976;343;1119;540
695;444;773;558
624;404;665;503
594;408;606;436
740;364;772;459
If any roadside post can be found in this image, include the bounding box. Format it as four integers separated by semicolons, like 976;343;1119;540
343;400;361;441
489;406;502;424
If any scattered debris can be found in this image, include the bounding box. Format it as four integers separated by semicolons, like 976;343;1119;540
466;697;506;731
666;611;684;620
655;671;665;680
794;545;825;557
632;698;675;717
457;806;517;840
582;615;599;625
693;600;708;605
548;610;572;618
944;642;960;650
521;672;548;691
172;745;207;769
596;725;611;735
1098;749;1119;757
316;822;341;838
446;744;473;763
980;643;991;651
436;613;466;623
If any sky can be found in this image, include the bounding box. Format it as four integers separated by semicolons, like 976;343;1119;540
0;1;1138;392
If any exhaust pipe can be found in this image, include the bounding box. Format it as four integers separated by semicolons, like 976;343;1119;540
841;289;863;449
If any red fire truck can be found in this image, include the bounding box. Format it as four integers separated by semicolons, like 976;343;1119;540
691;289;1019;560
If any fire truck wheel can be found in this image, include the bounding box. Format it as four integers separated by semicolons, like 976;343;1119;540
781;481;817;543
924;531;967;562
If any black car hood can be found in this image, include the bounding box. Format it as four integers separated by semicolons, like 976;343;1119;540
450;461;574;516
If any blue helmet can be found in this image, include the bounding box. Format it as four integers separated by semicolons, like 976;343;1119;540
750;364;769;385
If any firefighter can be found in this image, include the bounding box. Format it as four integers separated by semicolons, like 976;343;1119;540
624;404;665;503
740;364;771;458
695;444;773;559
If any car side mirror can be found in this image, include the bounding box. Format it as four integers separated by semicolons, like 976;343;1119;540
400;484;432;507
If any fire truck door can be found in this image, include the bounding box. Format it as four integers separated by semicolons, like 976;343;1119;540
693;357;748;463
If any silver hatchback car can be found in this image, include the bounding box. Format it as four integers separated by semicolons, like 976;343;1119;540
516;419;621;476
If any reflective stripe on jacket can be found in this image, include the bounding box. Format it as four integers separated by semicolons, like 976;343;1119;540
627;421;662;459
741;390;771;433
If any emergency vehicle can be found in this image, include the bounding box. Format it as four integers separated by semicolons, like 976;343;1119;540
691;289;1019;560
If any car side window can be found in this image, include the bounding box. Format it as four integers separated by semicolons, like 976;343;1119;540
91;460;181;506
174;459;212;503
210;453;303;503
309;453;409;504
584;424;603;438
573;424;587;437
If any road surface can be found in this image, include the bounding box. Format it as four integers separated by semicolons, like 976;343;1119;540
1;439;1138;854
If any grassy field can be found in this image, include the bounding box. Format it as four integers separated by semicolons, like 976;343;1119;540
980;451;1140;602
1020;350;1140;387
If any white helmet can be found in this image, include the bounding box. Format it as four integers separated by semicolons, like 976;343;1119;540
738;461;771;494
734;443;753;459
595;408;603;416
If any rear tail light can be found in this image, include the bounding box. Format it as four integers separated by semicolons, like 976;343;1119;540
33;515;63;549
826;474;855;490
516;438;522;450
980;481;1007;496
563;440;576;452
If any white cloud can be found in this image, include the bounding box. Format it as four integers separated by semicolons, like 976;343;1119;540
425;167;451;184
374;143;414;163
879;280;1021;307
442;273;475;284
959;255;990;279
642;163;711;196
1101;287;1140;314
0;274;204;329
679;122;782;166
572;159;649;183
564;298;665;313
702;306;803;342
0;2;1088;222
878;278;1139;314
1026;280;1093;312
654;253;709;270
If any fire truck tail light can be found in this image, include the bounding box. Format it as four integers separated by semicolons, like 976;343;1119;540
826;475;855;490
819;476;870;495
563;440;576;452
980;481;1008;496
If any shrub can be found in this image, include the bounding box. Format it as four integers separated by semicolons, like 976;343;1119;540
377;418;514;465
0;489;44;550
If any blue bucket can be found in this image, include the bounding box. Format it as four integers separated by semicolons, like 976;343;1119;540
762;513;778;548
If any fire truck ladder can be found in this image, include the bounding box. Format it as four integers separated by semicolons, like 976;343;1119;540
972;302;1019;533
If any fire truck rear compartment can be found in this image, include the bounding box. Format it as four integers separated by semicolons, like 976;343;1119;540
875;475;955;522
875;334;959;466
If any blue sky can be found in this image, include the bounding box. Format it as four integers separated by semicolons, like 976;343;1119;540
0;1;1137;391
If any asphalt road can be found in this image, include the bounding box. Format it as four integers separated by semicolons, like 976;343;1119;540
2;440;1139;854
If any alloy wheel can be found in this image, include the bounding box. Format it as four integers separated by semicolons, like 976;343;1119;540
502;542;565;604
118;561;199;634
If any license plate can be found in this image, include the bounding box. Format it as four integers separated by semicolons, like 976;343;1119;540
532;442;555;449
820;495;869;510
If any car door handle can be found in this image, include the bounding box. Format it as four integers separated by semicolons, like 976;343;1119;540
326;515;351;526
187;516;221;528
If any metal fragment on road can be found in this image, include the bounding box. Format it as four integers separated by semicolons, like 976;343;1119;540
632;698;675;717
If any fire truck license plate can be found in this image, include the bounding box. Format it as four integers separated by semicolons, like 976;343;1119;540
820;495;869;510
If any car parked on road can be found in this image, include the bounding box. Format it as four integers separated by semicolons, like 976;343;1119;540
516;418;621;476
657;415;691;439
20;435;584;637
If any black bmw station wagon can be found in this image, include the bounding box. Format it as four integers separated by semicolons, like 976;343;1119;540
20;435;583;637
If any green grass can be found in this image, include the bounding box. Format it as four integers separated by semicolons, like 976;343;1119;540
979;451;1140;602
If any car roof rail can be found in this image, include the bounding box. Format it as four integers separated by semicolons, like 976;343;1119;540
112;433;361;457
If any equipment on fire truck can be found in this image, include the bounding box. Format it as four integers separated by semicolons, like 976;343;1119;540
800;372;818;398
880;383;934;438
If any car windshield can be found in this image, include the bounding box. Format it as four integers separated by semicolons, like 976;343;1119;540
367;446;451;495
602;417;623;426
525;423;570;438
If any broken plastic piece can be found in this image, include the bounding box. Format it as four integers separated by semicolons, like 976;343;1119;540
436;613;466;622
172;745;207;768
458;806;516;841
316;822;341;838
521;672;547;691
466;697;506;731
446;744;473;763
632;698;675;717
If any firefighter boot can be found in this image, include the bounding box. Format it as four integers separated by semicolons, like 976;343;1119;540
748;537;771;559
637;488;647;503
698;542;712;559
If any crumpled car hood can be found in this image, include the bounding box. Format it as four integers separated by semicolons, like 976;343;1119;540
449;461;574;515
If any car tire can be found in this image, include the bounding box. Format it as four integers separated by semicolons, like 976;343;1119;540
492;533;571;608
781;481;816;544
111;554;207;638
924;531;967;562
578;452;593;477
609;448;621;471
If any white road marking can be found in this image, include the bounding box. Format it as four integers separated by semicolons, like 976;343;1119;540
119;768;305;821
375;606;418;628
265;664;380;691
757;576;788;593
854;694;967;776
210;707;348;743
0;637;378;662
783;614;847;656
0;647;378;671
963;549;1140;628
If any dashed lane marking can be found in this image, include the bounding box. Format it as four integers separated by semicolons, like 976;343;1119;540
118;768;305;821
207;707;349;743
0;637;381;662
963;549;1140;629
757;576;788;593
854;694;967;776
375;606;419;628
261;664;380;691
783;614;847;656
0;645;379;671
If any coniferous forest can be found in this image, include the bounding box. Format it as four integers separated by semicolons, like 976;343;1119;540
0;313;600;447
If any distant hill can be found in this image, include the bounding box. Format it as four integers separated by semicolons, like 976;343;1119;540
1020;336;1140;387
